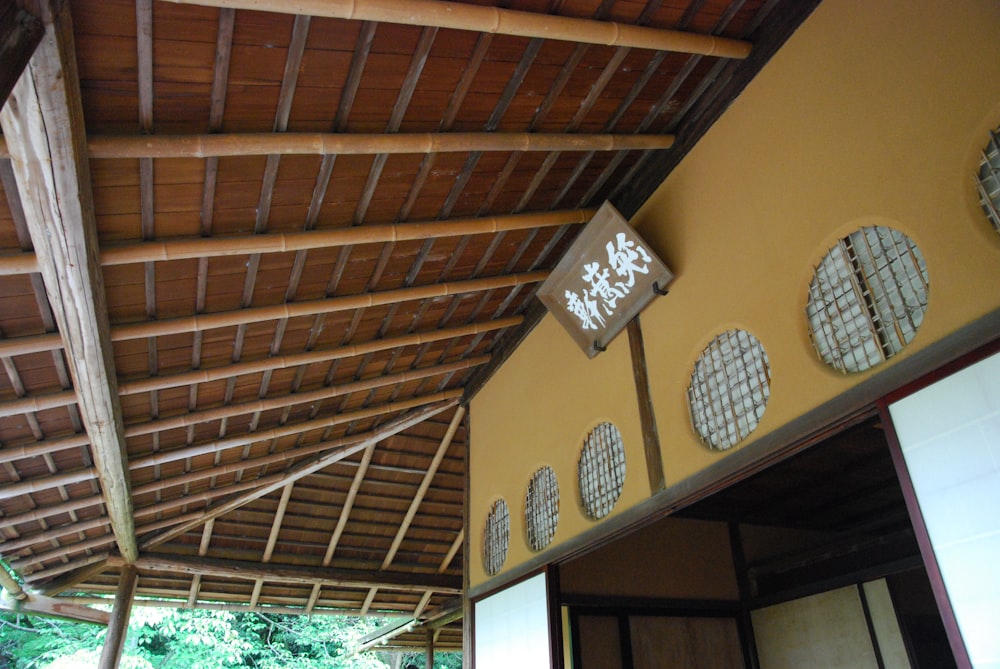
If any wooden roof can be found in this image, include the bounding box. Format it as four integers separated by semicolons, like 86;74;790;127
0;0;815;651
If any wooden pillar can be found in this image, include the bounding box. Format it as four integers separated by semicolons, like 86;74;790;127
98;565;138;669
627;317;666;493
425;628;435;669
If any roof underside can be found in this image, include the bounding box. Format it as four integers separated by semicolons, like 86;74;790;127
0;0;815;651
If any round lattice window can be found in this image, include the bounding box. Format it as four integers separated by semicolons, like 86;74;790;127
578;422;626;520
688;329;771;451
525;466;559;551
977;126;1000;234
806;226;929;374
482;498;509;577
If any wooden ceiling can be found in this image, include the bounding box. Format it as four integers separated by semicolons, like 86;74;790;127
0;0;816;651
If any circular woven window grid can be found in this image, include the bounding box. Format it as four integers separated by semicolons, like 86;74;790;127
482;499;509;577
687;329;771;451
977;126;1000;234
578;422;626;520
525;466;559;552
806;226;929;374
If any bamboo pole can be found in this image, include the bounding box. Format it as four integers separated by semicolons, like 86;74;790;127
381;406;465;569
123;356;487;438
0;332;62;358
111;271;548;343
0;389;77;419
8;397;462;569
0;316;518;421
0;432;89;465
0;131;675;160
0;274;537;367
0;132;673;159
0;209;590;276
160;0;752;58
119;316;518;396
0;466;97;500
0;393;462;531
139;399;457;550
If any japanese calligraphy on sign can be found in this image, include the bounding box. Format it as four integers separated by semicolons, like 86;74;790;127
538;202;674;358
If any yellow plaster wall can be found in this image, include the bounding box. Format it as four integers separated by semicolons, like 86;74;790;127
470;0;1000;588
469;315;648;587
633;0;1000;483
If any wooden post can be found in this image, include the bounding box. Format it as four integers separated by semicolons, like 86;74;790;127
98;564;138;669
627;317;666;493
426;628;435;669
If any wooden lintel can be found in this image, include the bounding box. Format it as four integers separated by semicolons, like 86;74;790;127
0;1;137;562
0;5;44;109
118;553;463;595
0;591;110;625
160;0;752;58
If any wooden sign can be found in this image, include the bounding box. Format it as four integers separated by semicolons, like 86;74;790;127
537;202;673;358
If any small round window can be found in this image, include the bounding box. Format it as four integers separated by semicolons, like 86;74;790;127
578;422;626;520
525;466;559;552
977;126;1000;234
482;499;509;577
806;226;929;374
688;329;771;451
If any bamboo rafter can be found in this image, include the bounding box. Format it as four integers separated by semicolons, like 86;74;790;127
0;272;543;361
0;317;519;420
0;388;467;501
100;209;581;268
160;0;752;58
0;132;675;160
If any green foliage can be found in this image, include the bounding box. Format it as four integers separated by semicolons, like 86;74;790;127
0;609;459;669
0;614;103;669
398;651;463;669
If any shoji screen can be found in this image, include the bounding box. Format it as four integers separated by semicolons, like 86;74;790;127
475;572;552;669
888;350;1000;668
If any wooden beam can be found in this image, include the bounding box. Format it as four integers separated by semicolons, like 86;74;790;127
97;564;137;669
139;400;457;550
0;591;110;625
382;406;465;569
0;131;675;159
627;317;665;493
160;0;751;58
118;553;463;594
0;5;43;109
0;0;137;563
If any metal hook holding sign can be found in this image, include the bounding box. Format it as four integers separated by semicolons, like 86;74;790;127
652;282;668;296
